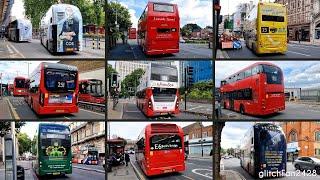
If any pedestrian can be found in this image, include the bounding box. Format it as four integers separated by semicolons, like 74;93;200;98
124;151;130;167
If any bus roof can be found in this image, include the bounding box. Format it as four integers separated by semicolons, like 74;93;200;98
258;2;286;8
222;62;280;82
50;3;81;10
139;2;178;20
41;62;78;72
145;123;182;134
14;76;27;80
38;123;69;128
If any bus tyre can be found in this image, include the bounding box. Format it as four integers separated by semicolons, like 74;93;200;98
240;105;245;114
294;164;300;170
315;166;320;175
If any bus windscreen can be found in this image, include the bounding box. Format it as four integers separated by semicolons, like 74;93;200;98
153;4;174;12
45;70;77;92
152;88;177;102
15;79;25;88
150;134;182;150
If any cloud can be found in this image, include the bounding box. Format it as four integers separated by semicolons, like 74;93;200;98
215;61;320;89
219;0;276;15
221;122;252;149
118;0;212;28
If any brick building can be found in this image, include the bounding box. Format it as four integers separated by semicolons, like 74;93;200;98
183;122;213;156
281;122;320;161
70;122;105;161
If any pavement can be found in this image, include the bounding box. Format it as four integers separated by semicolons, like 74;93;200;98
216;40;320;59
108;39;212;59
0;161;105;180
220;157;319;180
0;38;104;59
107;98;125;119
220;101;320;120
2;96;105;120
107;162;139;180
180;101;213;119
0;97;12;119
116;98;209;120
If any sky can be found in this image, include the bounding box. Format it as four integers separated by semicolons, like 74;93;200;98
20;122;40;139
11;0;25;19
0;61;57;84
215;61;320;89
109;121;212;140
114;0;212;29
220;0;276;15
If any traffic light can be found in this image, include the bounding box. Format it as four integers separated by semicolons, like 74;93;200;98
111;73;118;87
187;66;194;87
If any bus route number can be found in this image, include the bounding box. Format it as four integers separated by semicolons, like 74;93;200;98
261;27;269;33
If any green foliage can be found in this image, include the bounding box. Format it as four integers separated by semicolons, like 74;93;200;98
121;68;145;97
17;132;32;155
181;23;202;37
24;0;105;28
0;122;25;137
187;81;213;100
31;135;37;155
107;2;132;38
107;64;117;79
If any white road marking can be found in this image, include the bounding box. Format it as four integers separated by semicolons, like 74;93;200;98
64;116;71;120
188;106;204;111
191;169;213;179
287;50;311;57
181;175;195;180
80;108;105;116
8;43;25;58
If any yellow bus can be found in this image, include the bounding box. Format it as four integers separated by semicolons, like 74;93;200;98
244;2;287;54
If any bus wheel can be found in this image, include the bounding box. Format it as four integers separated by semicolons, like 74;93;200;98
315;166;320;174
240;105;245;114
295;164;301;170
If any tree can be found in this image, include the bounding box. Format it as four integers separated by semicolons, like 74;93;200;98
181;23;202;37
120;68;145;97
31;135;37;155
106;2;132;37
24;0;105;28
107;64;117;80
17;133;32;156
0;122;25;137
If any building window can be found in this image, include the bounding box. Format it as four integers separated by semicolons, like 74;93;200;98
315;149;320;156
315;23;320;39
289;130;298;142
315;131;320;141
203;132;208;138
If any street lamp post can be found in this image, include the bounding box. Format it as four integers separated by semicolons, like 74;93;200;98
201;125;204;157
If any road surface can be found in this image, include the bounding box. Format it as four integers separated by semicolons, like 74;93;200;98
108;39;212;59
219;40;320;59
0;38;104;59
131;155;213;180
4;96;105;120
220;102;320;120
221;157;318;179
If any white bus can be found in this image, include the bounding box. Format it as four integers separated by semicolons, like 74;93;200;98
40;4;83;53
136;63;180;117
7;18;32;42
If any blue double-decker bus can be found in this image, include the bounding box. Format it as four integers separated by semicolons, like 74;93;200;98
240;123;287;178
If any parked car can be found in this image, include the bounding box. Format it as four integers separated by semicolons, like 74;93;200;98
294;156;320;174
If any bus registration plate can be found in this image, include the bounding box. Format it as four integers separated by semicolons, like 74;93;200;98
52;172;60;175
163;169;173;173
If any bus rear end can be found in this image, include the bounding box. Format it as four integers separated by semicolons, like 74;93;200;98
37;124;72;176
32;64;78;115
258;64;285;115
146;2;179;55
145;124;185;176
128;28;137;39
13;77;28;96
254;124;286;178
257;2;287;54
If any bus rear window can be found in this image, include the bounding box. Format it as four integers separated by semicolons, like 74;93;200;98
262;65;282;84
152;88;177;96
154;4;174;13
150;134;182;150
262;15;284;22
45;69;77;92
15;79;25;88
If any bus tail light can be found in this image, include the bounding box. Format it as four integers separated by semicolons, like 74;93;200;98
150;151;153;156
266;94;269;99
176;100;179;107
171;28;177;32
148;100;153;109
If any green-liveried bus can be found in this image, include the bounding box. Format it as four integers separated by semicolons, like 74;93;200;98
33;123;72;176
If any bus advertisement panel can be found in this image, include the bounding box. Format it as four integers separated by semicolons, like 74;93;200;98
244;2;287;54
40;4;83;53
33;123;72;176
26;62;79;115
138;2;180;55
135;123;185;176
220;62;285;116
240;123;287;178
136;63;180;117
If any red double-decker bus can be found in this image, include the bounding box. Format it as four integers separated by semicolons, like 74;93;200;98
128;28;137;39
26;62;79;115
135;123;185;176
136;63;180;117
79;79;105;104
13;76;29;96
137;2;180;55
220;62;285;115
